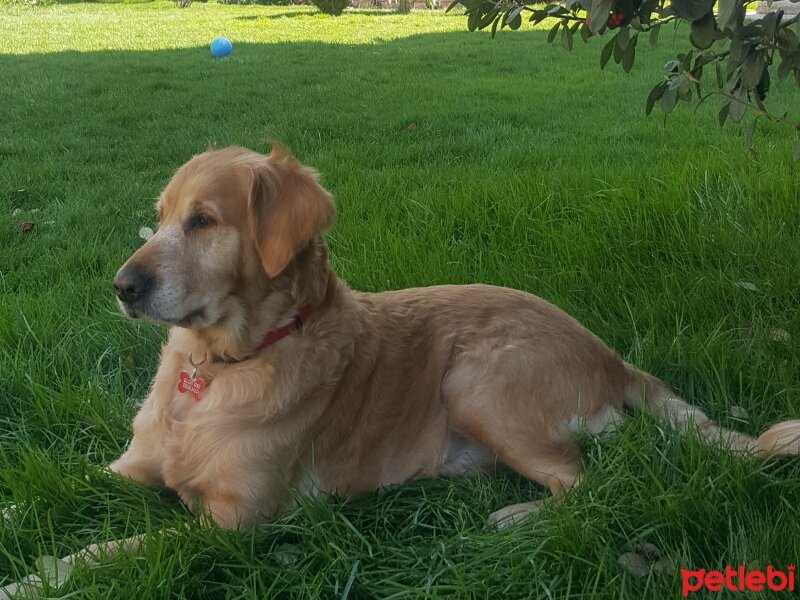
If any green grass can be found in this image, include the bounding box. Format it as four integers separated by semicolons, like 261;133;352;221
1;2;799;598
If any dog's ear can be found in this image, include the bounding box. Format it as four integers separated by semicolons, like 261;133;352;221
248;144;335;278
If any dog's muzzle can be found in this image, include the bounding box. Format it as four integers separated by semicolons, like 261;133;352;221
113;265;154;307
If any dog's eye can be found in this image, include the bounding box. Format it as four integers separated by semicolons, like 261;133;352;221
188;214;213;230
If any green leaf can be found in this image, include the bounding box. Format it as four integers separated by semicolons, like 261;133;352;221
690;11;716;50
680;50;695;72
580;22;592;43
479;8;500;30
445;0;461;13
717;0;740;31
547;21;561;43
600;33;617;68
646;81;667;115
649;23;660;46
503;5;524;28
622;34;637;73
661;87;678;114
588;0;613;33
741;51;766;90
743;118;757;154
671;0;714;21
562;24;574;51
777;51;799;83
490;14;500;37
756;67;770;102
690;65;703;96
530;9;550;25
668;73;687;91
778;27;800;54
730;36;748;65
467;4;481;31
715;61;725;87
617;26;629;51
506;12;522;30
718;102;730;127
613;36;626;63
761;10;779;39
728;87;748;122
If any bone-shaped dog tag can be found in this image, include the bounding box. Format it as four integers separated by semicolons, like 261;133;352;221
177;371;206;401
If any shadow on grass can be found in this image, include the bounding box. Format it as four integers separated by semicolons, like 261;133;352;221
235;9;316;19
237;7;441;19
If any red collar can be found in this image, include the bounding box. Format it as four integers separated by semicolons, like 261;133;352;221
252;305;312;353
180;306;312;400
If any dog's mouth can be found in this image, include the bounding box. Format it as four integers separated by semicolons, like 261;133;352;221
118;298;206;328
175;307;206;328
117;299;142;320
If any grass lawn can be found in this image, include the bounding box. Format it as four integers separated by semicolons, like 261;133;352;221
1;1;799;597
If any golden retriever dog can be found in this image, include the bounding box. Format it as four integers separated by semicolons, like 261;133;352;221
110;144;800;529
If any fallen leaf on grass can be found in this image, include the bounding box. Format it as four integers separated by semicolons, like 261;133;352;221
407;122;417;131
0;577;42;600
19;222;34;233
0;556;74;600
770;328;790;343
0;503;16;524
139;226;154;241
631;542;661;558
735;281;758;292
36;556;74;588
63;533;147;566
273;543;301;567
618;552;650;577
652;556;674;575
730;405;750;421
738;322;754;340
0;530;172;599
620;542;674;577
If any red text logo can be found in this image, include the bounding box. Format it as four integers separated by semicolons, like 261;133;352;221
681;565;795;596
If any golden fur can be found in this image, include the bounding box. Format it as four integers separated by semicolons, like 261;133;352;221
110;145;800;529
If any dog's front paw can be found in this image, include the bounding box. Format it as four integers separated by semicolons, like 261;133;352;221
107;456;162;488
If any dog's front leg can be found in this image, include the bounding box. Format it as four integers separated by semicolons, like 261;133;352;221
108;402;164;488
202;493;256;530
196;464;290;530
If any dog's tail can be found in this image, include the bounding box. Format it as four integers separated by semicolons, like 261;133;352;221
623;363;800;458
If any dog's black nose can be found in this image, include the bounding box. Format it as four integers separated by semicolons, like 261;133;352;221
113;266;154;304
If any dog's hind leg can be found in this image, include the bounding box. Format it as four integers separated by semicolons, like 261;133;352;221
443;374;584;528
483;440;582;528
441;336;628;528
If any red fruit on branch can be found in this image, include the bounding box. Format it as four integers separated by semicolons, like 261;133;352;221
606;10;625;28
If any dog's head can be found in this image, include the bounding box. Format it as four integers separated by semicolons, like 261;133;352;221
112;145;334;330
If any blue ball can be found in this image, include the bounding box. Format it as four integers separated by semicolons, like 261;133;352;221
210;37;233;58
